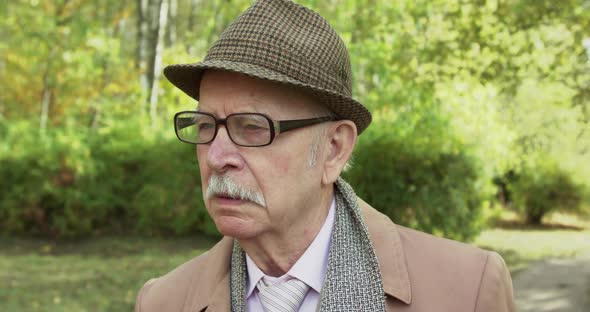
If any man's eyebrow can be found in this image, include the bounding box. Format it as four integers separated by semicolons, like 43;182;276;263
194;104;270;115
239;102;274;115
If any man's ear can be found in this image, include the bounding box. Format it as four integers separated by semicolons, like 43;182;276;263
322;120;357;185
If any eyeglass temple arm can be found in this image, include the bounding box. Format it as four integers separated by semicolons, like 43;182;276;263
278;116;336;133
176;117;195;130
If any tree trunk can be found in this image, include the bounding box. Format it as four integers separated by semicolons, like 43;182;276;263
167;0;177;46
136;0;150;94
38;1;69;133
525;210;544;225
188;0;200;31
146;0;162;88
39;35;57;134
149;0;168;127
39;70;52;133
210;0;229;43
138;0;167;115
187;0;201;56
0;59;4;118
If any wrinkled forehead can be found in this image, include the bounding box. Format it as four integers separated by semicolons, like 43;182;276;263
197;70;327;118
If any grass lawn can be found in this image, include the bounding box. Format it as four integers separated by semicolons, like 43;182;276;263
0;236;215;312
475;228;590;274
475;212;590;274
1;213;588;311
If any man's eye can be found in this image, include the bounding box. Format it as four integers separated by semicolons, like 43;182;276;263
244;123;266;130
198;123;215;130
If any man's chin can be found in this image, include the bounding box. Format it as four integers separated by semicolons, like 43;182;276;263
214;216;259;239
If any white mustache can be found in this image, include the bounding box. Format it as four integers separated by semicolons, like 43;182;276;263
206;175;266;207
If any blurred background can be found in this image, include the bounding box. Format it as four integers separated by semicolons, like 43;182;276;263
1;0;589;311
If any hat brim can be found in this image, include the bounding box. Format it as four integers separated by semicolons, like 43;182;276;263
163;60;371;134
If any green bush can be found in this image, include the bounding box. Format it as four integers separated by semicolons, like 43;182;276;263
344;105;491;242
0;118;217;238
509;161;587;225
1;110;493;241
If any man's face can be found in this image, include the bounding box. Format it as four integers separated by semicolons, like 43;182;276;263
196;71;327;240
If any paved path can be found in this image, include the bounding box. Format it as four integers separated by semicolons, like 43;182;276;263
514;252;590;312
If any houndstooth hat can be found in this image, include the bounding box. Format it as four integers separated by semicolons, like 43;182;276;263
164;0;372;134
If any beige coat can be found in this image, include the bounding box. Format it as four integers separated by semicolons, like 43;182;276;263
135;198;515;312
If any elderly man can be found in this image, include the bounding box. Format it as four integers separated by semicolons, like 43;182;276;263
135;0;515;311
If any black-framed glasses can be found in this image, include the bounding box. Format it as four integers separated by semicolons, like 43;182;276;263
174;111;336;147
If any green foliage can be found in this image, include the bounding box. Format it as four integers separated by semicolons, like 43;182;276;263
0;117;217;238
509;160;587;225
317;0;590;229
1;0;589;239
345;102;491;241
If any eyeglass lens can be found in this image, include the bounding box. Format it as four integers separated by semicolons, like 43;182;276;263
176;112;273;146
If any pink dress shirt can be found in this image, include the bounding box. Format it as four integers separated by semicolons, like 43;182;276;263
245;198;336;311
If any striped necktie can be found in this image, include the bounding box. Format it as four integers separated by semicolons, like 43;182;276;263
257;277;310;312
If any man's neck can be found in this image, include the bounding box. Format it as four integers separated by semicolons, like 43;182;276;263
239;186;334;277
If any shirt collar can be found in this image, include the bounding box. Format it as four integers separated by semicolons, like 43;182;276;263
245;197;336;297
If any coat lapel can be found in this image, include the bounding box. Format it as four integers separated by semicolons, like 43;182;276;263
184;237;233;312
202;273;231;311
358;197;412;305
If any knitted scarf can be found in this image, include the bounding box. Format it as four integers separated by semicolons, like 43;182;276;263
229;178;386;311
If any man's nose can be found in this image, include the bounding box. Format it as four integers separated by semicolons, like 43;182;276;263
206;126;244;173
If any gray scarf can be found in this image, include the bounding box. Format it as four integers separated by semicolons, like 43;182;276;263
229;178;386;311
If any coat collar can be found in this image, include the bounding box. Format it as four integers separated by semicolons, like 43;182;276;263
185;237;233;312
188;197;412;311
357;197;412;304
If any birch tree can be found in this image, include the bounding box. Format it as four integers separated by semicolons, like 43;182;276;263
136;0;169;123
136;0;150;96
167;0;177;45
149;0;169;127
